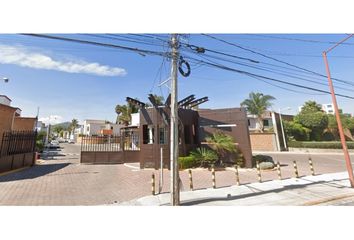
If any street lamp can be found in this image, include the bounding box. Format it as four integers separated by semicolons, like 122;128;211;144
2;77;9;83
279;107;291;151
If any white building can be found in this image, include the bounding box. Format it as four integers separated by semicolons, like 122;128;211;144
321;103;335;114
298;103;335;114
0;95;11;106
82;119;123;136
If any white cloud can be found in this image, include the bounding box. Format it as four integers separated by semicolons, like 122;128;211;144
39;115;63;125
0;44;127;76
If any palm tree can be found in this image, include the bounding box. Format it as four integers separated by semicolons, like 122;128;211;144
69;119;79;135
241;92;275;132
115;102;139;126
206;131;237;164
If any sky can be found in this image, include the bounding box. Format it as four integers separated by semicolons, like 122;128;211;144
1;34;354;125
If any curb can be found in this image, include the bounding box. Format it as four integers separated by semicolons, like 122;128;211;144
301;193;354;206
0;167;30;177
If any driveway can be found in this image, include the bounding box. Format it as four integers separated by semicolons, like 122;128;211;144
0;145;353;205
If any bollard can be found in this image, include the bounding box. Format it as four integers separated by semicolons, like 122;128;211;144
188;169;193;191
235;164;240;186
211;165;216;189
256;161;262;183
276;161;282;180
308;156;315;176
293;161;299;178
151;173;155;195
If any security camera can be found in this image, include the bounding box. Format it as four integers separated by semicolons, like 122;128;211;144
3;77;9;83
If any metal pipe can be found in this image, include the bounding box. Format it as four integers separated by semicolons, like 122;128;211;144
293;161;299;178
276;161;282;180
323;51;354;187
188;169;193;191
211;166;216;189
256;161;262;183
308;156;315;176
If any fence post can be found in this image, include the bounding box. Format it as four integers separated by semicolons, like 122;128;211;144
188;169;193;191
211;165;216;189
308;156;315;176
293;161;299;178
151;173;155;195
235;164;240;186
256;161;262;183
276;161;282;180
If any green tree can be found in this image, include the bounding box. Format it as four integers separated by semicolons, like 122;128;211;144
294;101;328;141
300;101;322;114
241;92;276;132
115;102;139;126
206;131;237;164
283;120;310;141
69;119;79;135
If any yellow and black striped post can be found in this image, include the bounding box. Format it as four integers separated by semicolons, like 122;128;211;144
151;173;155;195
256;161;262;183
276;161;282;180
211;166;216;189
188;169;193;191
308;156;315;176
293;161;299;178
235;164;240;186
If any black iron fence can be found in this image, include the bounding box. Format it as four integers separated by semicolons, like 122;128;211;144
0;131;37;156
81;133;140;152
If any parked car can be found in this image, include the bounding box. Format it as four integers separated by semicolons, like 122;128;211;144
68;139;75;144
46;140;60;149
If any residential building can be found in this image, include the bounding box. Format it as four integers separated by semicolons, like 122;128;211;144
321;103;335;114
82;120;123;136
81;95;253;168
247;110;293;151
298;103;335;114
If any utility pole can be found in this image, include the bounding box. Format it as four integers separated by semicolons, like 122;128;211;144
322;34;354;187
170;34;180;205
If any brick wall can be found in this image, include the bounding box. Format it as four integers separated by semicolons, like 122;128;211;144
0;104;16;144
13;117;36;131
250;132;278;151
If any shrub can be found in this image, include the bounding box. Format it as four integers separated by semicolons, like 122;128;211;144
283;121;310;141
252;154;274;167
189;147;218;167
259;161;275;170
288;141;354;149
178;156;198;169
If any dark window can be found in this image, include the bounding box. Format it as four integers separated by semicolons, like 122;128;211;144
184;125;191;144
248;119;250;126
143;125;149;144
263;119;270;127
111;126;113;130
159;127;167;144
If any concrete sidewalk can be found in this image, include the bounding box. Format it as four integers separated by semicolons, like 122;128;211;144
119;172;354;206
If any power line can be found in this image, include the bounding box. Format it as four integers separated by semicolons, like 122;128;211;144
22;34;170;57
183;51;354;92
246;34;354;46
81;34;166;47
186;56;354;100
202;34;354;87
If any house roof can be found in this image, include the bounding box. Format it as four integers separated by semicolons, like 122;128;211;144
0;95;12;101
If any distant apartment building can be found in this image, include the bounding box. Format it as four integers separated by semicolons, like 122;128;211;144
82;120;123;136
321;103;335;114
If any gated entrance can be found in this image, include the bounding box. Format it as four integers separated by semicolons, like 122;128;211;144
80;128;140;164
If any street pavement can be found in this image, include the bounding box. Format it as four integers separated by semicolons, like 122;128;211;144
121;171;354;206
1;143;354;205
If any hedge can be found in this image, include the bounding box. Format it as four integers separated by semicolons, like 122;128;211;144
288;141;354;149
